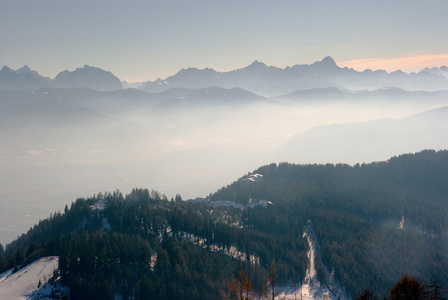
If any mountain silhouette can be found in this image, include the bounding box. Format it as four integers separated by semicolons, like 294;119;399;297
54;65;123;91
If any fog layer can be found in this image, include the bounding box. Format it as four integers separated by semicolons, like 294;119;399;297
1;70;448;245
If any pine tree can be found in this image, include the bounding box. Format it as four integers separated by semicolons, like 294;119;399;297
356;289;377;300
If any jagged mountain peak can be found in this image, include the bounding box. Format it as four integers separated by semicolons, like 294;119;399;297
177;66;216;73
321;56;336;64
169;67;219;80
247;60;267;69
418;65;448;80
1;65;12;72
79;64;101;71
58;64;112;75
1;65;39;75
0;65;50;91
54;65;123;91
16;65;46;78
16;65;31;73
312;56;338;68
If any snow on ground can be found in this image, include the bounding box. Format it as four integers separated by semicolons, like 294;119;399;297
278;223;343;300
0;256;68;300
278;231;326;300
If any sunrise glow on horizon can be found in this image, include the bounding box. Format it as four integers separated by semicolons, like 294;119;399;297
2;1;447;83
338;53;448;73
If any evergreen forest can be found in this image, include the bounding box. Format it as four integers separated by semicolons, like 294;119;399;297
1;150;447;299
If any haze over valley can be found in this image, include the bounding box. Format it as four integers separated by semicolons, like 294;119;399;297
1;58;448;245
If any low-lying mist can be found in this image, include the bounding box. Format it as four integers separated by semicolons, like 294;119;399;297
1;87;447;245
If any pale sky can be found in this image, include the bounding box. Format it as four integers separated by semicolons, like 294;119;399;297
1;0;448;82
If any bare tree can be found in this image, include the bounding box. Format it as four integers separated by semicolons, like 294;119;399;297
292;274;298;300
224;267;257;300
428;275;446;300
264;262;281;300
390;274;427;300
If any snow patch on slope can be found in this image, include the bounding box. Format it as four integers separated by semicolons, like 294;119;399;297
279;222;349;300
0;256;69;300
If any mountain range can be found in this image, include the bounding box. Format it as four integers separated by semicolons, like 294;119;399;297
0;65;122;92
2;57;448;96
143;57;448;96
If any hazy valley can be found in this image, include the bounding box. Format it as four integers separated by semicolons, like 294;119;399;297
1;59;448;246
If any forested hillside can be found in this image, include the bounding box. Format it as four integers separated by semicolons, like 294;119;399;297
210;150;448;296
1;150;447;299
0;190;307;299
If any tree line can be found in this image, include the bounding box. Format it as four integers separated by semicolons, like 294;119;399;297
1;150;448;298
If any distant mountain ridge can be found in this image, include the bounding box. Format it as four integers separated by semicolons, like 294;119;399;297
0;65;51;91
2;57;448;94
53;65;123;91
155;86;272;109
279;106;448;164
274;86;448;105
140;56;448;96
0;65;123;91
